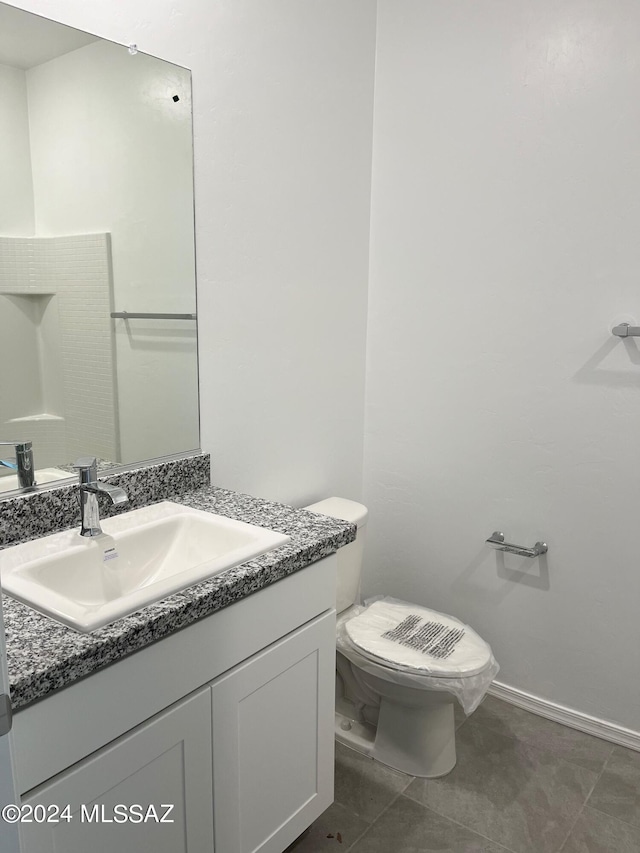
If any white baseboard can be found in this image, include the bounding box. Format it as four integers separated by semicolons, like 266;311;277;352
488;681;640;753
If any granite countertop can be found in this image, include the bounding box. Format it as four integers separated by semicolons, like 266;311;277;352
3;486;356;711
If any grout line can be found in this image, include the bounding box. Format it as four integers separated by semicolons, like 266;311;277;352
333;750;413;853
341;765;517;853
555;743;616;852
584;802;640;831
401;787;518;853
455;713;470;732
344;786;410;852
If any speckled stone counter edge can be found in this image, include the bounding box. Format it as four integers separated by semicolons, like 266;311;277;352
0;453;211;549
2;461;355;710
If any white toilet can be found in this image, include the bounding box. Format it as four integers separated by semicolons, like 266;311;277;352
304;497;499;779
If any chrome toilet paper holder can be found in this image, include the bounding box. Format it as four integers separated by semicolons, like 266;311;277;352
486;531;548;558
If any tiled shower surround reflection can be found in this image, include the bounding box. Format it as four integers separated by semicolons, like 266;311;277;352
0;233;117;466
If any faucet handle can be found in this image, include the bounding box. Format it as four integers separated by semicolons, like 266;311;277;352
73;457;98;484
0;440;32;452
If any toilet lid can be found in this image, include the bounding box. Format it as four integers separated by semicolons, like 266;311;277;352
344;599;493;677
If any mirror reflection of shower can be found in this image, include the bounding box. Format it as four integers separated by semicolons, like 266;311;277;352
0;2;199;494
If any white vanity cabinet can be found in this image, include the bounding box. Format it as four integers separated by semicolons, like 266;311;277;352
12;555;337;853
211;611;335;853
20;688;214;853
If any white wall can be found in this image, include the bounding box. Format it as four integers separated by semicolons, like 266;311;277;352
194;0;375;505
7;0;375;505
0;64;34;235
26;41;198;463
364;0;640;731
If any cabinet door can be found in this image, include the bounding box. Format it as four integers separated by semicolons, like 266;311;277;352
20;687;213;853
211;610;336;853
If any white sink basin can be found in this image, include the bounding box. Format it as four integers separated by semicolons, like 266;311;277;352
0;501;290;632
0;467;72;493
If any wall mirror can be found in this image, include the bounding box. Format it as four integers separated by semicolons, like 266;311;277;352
0;2;200;498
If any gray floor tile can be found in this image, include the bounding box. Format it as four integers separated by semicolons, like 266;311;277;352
334;742;412;823
560;806;640;853
469;696;614;773
351;795;511;853
284;802;370;852
404;720;598;853
587;746;640;827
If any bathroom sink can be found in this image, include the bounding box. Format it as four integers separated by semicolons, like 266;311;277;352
0;467;72;493
0;501;290;632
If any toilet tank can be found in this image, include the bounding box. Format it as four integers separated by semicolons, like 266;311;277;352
302;497;368;614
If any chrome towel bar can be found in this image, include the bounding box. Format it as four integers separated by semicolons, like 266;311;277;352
612;323;640;337
486;531;548;558
111;311;197;320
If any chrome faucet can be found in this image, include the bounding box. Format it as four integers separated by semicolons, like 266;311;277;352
0;440;35;489
73;457;129;537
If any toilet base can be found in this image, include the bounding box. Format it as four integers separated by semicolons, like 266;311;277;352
334;698;457;779
373;694;456;778
335;711;376;757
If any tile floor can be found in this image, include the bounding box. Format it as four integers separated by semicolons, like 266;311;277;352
289;696;640;852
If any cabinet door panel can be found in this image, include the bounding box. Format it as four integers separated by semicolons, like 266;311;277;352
212;611;336;853
21;688;213;853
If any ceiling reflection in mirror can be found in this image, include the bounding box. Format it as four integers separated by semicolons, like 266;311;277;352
0;3;199;497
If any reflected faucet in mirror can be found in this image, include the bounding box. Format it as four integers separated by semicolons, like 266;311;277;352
74;457;129;538
0;441;35;490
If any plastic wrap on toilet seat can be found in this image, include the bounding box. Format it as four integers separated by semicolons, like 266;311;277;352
336;598;499;715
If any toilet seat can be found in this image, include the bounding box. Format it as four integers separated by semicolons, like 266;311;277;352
343;598;493;678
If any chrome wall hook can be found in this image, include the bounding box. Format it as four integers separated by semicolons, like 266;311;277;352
486;531;548;558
